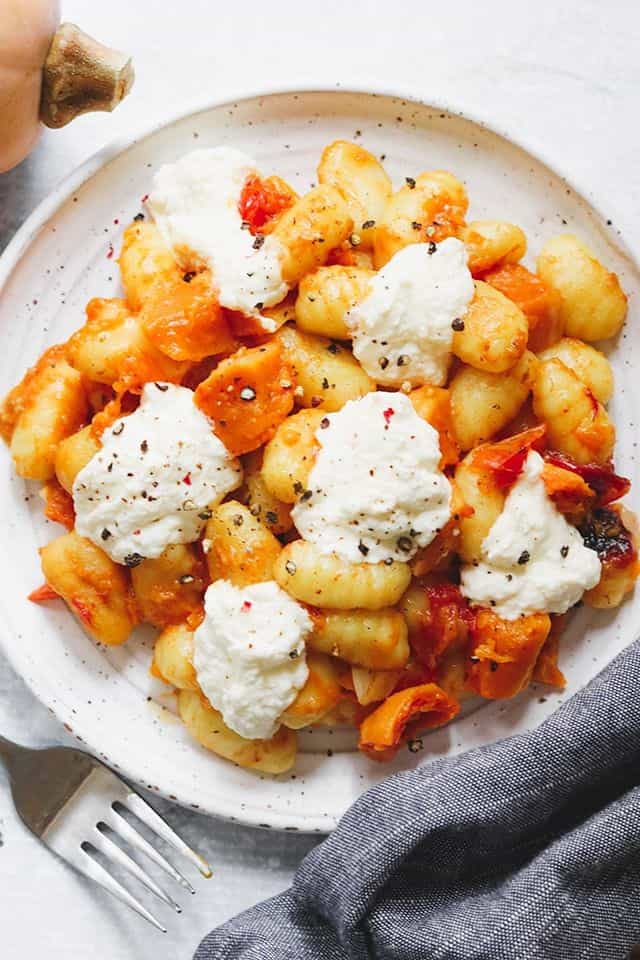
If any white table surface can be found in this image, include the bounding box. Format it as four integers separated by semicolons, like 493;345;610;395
1;1;638;957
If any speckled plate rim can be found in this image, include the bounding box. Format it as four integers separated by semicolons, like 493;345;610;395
0;84;638;833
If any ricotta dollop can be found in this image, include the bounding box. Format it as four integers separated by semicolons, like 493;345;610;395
346;237;474;387
73;383;241;565
193;579;311;740
460;451;601;619
291;391;452;564
148;147;288;326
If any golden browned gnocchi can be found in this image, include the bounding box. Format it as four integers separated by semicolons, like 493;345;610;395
274;540;412;610
261;408;325;502
54;424;101;493
178;690;297;773
275;324;374;411
449;350;538;450
537;337;613;404
373;170;468;268
308;608;409;670
5;138;634;774
461;220;527;274
317;140;392;248
40;531;136;646
532;358;615;464
204;500;282;586
452;281;529;373
152;623;199;691
295;264;373;339
537;234;627;341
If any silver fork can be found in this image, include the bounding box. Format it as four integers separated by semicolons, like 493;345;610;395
0;735;211;932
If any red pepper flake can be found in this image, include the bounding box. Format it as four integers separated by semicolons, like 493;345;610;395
182;473;192;485
106;243;114;259
133;529;141;535
241;600;253;612
383;407;395;425
141;194;149;203
113;218;120;225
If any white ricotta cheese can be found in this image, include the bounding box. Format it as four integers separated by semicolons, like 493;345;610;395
193;579;311;740
291;391;452;564
460;451;601;619
346;237;474;387
148;147;288;326
73;383;241;565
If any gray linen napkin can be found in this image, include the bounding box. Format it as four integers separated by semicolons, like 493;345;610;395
196;637;640;960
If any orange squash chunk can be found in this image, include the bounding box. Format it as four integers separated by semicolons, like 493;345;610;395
468;608;551;699
194;341;295;455
482;262;563;352
358;683;459;760
140;271;236;362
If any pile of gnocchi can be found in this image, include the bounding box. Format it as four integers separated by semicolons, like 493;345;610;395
1;139;637;775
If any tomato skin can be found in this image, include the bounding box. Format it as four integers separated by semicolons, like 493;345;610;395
410;583;475;672
238;175;294;235
544;450;630;506
473;425;547;490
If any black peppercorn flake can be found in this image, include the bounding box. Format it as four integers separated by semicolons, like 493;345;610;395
299;489;313;502
101;528;111;541
405;177;416;189
133;212;145;222
451;318;465;332
560;545;569;558
112;422;125;436
407;738;424;753
427;241;437;254
154;382;169;392
285;560;297;575
397;536;413;553
361;219;376;230
358;541;370;556
517;550;530;565
384;557;394;565
123;553;144;568
321;377;330;390
489;660;499;672
320;417;330;429
254;301;264;311
293;481;304;494
182;271;196;283
233;514;244;527
178;574;195;584
140;440;149;453
378;356;389;370
265;511;278;525
289;648;300;659
411;221;422;230
240;386;256;401
396;355;410;367
198;508;212;520
327;342;339;354
107;462;113;473
252;234;265;250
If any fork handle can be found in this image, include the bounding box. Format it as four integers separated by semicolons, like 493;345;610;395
0;734;27;769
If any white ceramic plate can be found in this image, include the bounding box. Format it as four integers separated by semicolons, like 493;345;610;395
1;89;638;833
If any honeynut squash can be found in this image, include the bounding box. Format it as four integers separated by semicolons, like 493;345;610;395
0;0;134;172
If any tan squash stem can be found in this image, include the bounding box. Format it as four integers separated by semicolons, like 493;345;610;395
40;22;134;129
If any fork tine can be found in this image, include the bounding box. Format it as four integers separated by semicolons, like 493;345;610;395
123;791;212;879
105;805;196;894
71;845;167;932
92;825;182;912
